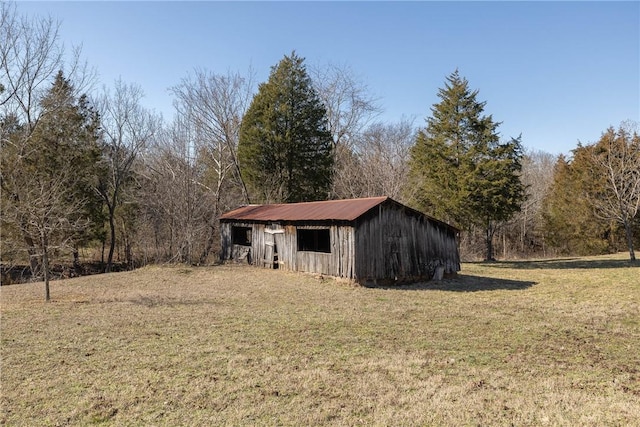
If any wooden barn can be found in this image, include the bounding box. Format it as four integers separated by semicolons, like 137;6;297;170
219;196;460;284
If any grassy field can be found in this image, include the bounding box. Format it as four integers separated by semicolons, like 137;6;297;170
1;254;638;426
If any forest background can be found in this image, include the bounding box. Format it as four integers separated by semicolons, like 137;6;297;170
1;2;639;290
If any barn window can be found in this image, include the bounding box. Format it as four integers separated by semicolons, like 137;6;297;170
297;229;330;253
232;226;252;246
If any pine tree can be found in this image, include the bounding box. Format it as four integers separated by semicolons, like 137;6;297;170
238;52;333;203
408;71;525;260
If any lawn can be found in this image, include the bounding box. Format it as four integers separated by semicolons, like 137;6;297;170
1;254;638;426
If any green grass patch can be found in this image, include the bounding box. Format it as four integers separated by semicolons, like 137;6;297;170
1;254;638;425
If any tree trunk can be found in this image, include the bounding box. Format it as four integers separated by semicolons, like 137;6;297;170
234;163;250;204
27;246;41;280
125;238;132;269
73;246;81;275
106;205;116;273
120;217;133;269
200;191;222;265
41;233;50;302
623;220;636;262
503;231;507;260
485;223;495;262
22;233;41;280
199;223;217;265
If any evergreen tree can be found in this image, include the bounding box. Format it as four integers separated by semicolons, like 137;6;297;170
589;125;640;261
542;152;615;255
546;125;640;260
34;72;104;252
0;71;102;299
238;52;333;203
408;71;525;260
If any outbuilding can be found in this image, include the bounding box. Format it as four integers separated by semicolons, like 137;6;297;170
219;196;460;284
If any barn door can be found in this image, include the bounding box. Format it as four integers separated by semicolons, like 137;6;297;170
263;232;275;269
274;232;284;268
263;227;284;269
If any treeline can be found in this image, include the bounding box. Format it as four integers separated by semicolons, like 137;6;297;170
1;4;639;296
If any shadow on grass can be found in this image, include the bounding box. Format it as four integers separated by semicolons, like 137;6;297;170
369;275;536;292
475;257;639;270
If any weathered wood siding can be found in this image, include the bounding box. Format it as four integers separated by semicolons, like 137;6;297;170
220;221;355;278
293;225;354;278
353;203;460;282
221;202;459;283
220;221;260;263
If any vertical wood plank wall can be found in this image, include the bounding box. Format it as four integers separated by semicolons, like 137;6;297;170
220;221;355;278
353;204;460;282
220;202;459;283
293;225;354;278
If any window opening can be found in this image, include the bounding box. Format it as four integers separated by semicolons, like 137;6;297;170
232;226;252;246
297;229;330;253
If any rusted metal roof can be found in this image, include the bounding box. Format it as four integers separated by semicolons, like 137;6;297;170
219;196;389;222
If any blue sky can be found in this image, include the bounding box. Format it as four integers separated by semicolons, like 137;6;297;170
18;1;640;155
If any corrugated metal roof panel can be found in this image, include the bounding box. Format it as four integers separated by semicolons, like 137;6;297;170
219;196;388;222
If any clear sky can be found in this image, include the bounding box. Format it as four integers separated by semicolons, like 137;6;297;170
17;1;640;156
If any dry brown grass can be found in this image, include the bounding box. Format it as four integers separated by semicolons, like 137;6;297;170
1;253;639;426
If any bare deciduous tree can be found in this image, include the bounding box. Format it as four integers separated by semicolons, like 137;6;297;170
310;62;383;199
2;163;91;300
509;149;557;256
310;62;381;148
2;73;100;301
358;119;415;200
1;2;93;126
95;79;159;272
169;69;252;262
1;3;96;293
1;2;62;121
138;119;213;264
332;119;415;200
587;122;640;261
